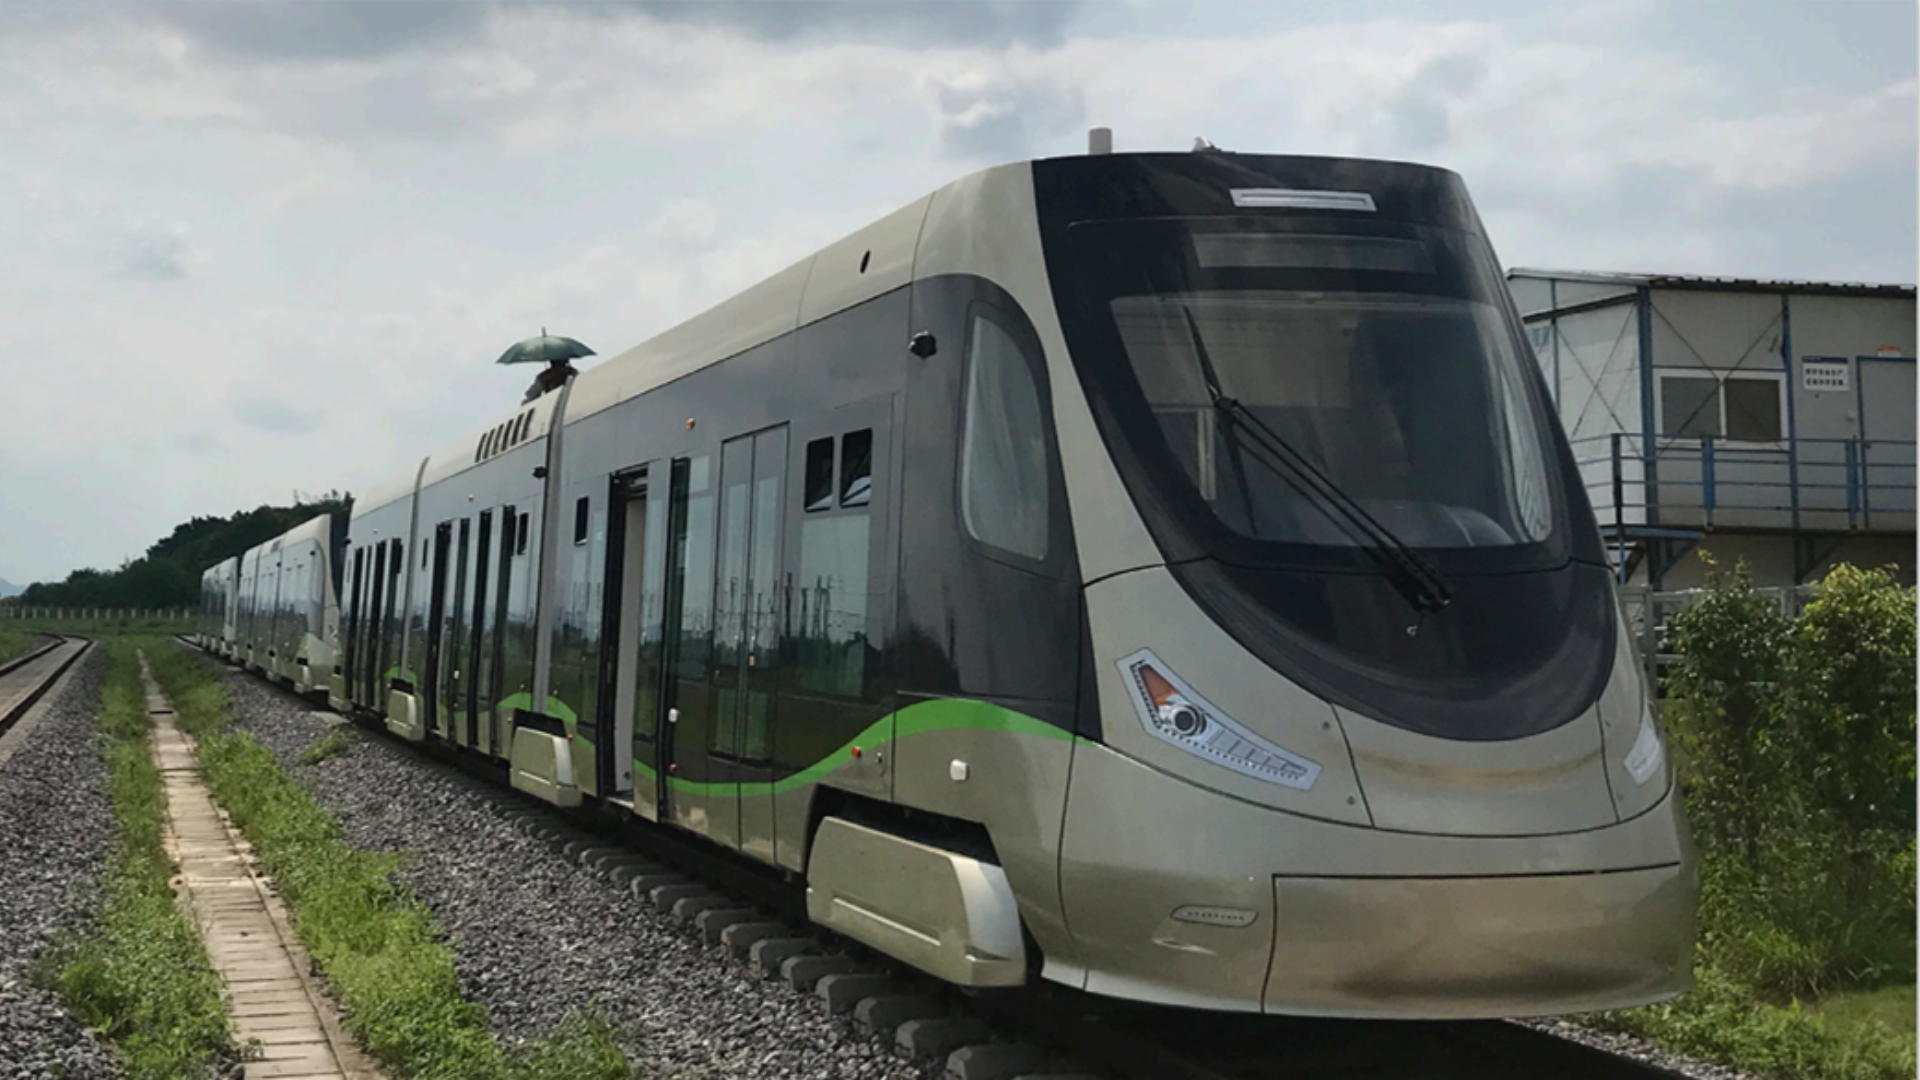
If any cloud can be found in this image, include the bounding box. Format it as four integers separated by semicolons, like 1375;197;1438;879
1386;49;1488;152
228;388;322;435
606;0;1084;48
154;3;489;62
647;198;719;254
0;1;1910;587
919;59;1086;161
113;220;193;281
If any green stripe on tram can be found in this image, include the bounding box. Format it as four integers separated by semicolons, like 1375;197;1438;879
631;697;1079;797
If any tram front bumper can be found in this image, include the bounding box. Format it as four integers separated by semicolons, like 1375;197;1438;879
1058;740;1697;1018
1262;863;1695;1018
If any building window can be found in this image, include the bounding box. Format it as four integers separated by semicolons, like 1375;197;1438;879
840;429;872;507
960;312;1049;561
804;437;835;512
1658;373;1784;442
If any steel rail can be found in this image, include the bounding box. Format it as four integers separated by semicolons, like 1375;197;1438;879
0;633;64;679
0;635;90;739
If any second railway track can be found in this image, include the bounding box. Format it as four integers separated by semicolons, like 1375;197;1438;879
192;638;1702;1080
0;635;90;752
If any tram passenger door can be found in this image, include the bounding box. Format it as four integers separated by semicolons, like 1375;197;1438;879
444;519;472;743
735;428;786;863
681;427;787;855
485;508;516;758
657;455;714;834
423;523;451;736
600;468;669;817
364;544;387;707
468;512;493;750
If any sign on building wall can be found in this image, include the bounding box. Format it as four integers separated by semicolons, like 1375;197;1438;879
1877;346;1905;359
1802;357;1851;392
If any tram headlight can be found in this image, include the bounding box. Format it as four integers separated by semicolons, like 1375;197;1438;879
1116;648;1322;792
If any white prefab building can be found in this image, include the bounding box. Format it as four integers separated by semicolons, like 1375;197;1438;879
1507;270;1915;591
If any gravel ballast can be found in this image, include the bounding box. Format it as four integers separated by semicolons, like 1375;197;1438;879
0;648;120;1080
210;653;928;1080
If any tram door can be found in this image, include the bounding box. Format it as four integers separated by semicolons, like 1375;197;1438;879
724;427;786;863
423;523;452;735
665;427;787;855
600;467;670;817
444;519;472;743
657;456;712;834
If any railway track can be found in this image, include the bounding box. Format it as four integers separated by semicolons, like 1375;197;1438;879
0;634;90;747
198;640;1699;1080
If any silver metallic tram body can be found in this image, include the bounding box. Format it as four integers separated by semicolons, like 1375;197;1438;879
222;516;342;694
202;148;1697;1020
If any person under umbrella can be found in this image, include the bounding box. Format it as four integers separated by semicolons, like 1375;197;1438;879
495;329;597;404
523;356;577;403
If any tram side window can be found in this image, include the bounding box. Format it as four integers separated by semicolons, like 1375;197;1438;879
517;512;530;555
804;438;835;512
574;497;590;545
840;429;872;507
795;433;871;697
960;312;1048;562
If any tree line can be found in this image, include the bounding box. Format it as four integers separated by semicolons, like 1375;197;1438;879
4;493;353;611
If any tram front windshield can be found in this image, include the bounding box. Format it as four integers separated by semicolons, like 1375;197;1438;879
1065;218;1563;569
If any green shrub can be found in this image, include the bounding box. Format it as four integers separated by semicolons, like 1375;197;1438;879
1662;557;1917;999
1599;558;1917;1076
1663;555;1794;861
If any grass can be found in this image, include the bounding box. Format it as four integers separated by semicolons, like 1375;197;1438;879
0;615;195;638
1586;961;1916;1080
36;639;234;1080
145;643;636;1080
298;725;355;765
1815;985;1917;1047
0;626;43;663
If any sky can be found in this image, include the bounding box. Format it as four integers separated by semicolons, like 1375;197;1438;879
0;0;1914;586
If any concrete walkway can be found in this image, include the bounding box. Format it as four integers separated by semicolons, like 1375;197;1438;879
140;653;381;1080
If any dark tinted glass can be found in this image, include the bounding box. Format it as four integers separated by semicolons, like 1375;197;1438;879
1724;378;1781;441
796;513;868;696
1071;218;1554;557
1661;377;1721;438
804;437;834;512
840;429;872;507
961;314;1048;561
573;496;589;545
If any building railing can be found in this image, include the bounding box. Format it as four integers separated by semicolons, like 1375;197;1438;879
1571;433;1917;533
1618;583;1820;700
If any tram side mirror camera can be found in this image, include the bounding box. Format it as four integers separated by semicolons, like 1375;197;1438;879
532;466;549;479
907;331;938;359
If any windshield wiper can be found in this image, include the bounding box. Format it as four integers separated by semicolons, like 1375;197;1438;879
1179;306;1454;614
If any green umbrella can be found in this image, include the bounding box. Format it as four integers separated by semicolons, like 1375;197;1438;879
496;328;596;366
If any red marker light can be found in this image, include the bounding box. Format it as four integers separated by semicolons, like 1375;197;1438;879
667;763;677;774
850;746;862;759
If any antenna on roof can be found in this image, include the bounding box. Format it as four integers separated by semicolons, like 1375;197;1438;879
1193;136;1220;152
1088;127;1112;155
